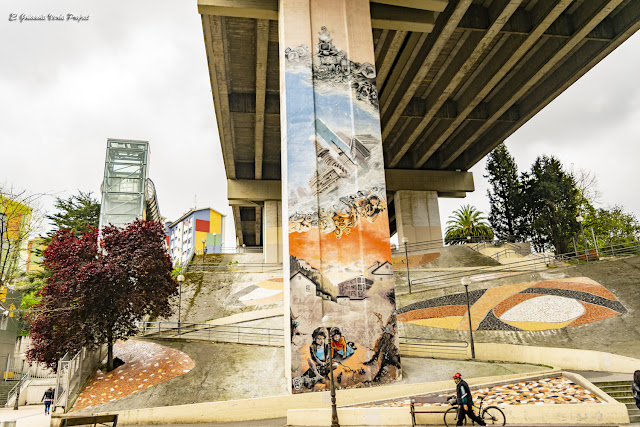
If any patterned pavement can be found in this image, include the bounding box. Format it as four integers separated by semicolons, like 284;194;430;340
72;340;194;411
357;377;604;408
398;277;625;331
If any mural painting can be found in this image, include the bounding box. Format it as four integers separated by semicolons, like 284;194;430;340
281;1;400;394
398;278;626;331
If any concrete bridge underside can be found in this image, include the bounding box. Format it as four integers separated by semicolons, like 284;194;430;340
198;0;640;249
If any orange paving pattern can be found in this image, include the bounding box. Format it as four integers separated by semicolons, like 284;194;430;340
72;340;194;411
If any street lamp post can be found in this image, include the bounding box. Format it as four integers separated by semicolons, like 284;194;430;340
321;314;340;427
201;238;206;271
462;278;476;359
14;358;25;410
177;274;184;335
402;237;411;294
576;215;588;262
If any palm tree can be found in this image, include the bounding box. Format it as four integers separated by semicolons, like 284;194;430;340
445;205;494;245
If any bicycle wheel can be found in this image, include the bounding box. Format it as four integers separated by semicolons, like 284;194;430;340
444;407;464;427
481;406;506;425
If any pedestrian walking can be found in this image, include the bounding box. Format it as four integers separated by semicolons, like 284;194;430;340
453;372;486;426
41;387;54;415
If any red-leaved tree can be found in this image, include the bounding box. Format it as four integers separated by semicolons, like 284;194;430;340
26;220;177;371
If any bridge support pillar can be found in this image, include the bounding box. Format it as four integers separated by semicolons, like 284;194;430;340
279;0;401;394
264;201;282;264
395;190;443;246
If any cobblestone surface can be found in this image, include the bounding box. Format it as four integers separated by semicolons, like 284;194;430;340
72;340;194;411
357;377;604;407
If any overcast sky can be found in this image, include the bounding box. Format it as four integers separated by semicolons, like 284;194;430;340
2;1;639;248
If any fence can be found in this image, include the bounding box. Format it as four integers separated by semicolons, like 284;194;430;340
6;368;30;407
186;261;282;273
136;322;471;359
194;246;264;255
54;345;107;413
1;353;56;381
136;321;285;347
398;336;469;358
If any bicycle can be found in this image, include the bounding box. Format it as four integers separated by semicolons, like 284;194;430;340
444;395;506;426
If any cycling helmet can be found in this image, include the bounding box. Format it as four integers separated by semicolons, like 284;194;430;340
453;372;462;380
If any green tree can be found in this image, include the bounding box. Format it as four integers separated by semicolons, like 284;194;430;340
485;144;524;241
521;155;579;253
444;205;494;245
47;191;100;238
583;205;640;244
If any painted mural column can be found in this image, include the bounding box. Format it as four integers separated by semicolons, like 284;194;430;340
279;0;401;394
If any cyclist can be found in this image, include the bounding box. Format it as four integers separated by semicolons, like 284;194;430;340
453;372;486;426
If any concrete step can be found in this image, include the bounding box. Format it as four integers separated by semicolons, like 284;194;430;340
592;381;630;387
596;385;633;393
607;391;634;398
0;380;19;406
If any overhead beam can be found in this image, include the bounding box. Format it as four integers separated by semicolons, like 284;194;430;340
386;0;523;168
385;169;474;193
228;169;473;202
411;0;573;169
458;0;640;170
376;30;407;89
370;3;435;33
228;179;282;201
371;0;447;12
380;0;473;141
458;4;616;41
439;0;625;168
254;19;269;180
198;0;440;31
202;15;237;179
197;0;278;20
229;92;519;122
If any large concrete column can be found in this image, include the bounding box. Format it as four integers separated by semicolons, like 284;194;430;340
395;190;443;245
280;0;401;394
264;200;282;263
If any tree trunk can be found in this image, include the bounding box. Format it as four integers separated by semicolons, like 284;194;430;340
107;330;113;372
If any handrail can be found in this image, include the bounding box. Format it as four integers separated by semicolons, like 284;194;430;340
408;240;640;290
135;322;470;357
6;368;30;407
186;261;282;273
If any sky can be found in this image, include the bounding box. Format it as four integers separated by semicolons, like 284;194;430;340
2;1;639;248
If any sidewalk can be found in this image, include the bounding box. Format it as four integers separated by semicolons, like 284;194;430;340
0;404;49;427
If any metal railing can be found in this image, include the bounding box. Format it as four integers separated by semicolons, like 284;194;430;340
136;322;470;359
194;246;264;255
1;354;56;381
186;261;282;273
399;336;469;358
136;321;285;347
54;345;107;413
6;368;30;407
408;239;640;291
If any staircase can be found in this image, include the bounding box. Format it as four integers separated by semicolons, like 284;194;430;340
0;381;19;406
592;380;639;423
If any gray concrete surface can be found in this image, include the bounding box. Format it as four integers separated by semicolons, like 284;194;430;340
0;404;49;427
72;337;546;415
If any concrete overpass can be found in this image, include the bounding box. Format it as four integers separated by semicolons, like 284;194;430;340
198;0;640;253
